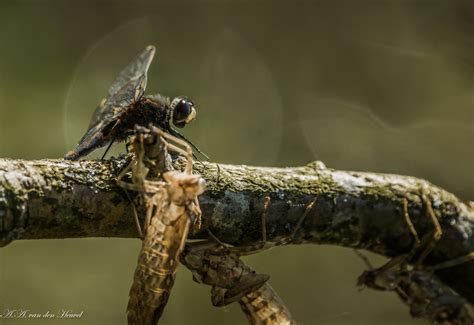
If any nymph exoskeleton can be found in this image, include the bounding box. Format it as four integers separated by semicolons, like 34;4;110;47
118;126;204;324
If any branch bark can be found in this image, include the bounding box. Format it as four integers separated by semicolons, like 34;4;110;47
0;157;473;304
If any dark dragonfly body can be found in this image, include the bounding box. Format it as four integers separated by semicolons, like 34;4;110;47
64;45;202;160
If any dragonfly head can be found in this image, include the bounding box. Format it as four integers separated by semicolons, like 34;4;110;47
170;96;197;128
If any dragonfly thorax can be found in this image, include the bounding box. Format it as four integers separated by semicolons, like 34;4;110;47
126;98;171;132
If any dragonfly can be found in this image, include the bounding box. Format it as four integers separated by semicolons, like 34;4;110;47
65;45;206;160
117;126;204;324
356;195;474;324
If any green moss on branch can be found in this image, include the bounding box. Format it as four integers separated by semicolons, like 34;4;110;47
0;157;473;304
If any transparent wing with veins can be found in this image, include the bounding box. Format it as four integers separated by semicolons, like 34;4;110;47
86;45;155;133
66;46;156;159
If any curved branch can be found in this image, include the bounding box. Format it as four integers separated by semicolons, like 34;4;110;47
0;157;473;304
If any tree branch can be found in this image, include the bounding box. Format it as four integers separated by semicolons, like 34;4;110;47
0;157;473;304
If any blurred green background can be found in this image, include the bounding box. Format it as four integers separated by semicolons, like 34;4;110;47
0;0;472;324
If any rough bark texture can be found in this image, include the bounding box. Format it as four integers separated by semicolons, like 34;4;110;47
0;157;473;304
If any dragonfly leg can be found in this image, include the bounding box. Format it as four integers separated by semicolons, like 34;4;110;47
100;137;116;160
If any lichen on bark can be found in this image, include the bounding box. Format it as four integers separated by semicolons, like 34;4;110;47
0;157;473;305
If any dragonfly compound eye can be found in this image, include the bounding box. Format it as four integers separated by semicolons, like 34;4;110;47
171;97;197;128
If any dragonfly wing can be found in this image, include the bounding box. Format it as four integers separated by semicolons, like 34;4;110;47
85;73;147;134
65;46;155;160
107;45;155;98
88;45;156;129
64;122;113;160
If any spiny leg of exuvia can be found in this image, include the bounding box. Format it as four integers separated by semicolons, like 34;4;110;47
206;195;319;255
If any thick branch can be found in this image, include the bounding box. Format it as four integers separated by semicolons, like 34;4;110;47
0;157;473;303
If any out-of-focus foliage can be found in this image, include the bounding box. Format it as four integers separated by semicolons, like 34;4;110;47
0;1;472;324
